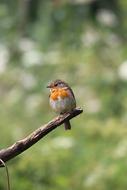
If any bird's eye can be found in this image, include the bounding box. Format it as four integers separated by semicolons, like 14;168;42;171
54;83;57;86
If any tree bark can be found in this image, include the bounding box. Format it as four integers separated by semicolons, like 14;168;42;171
0;108;83;166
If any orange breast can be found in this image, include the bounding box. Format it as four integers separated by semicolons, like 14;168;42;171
50;88;69;100
50;89;59;100
59;88;68;98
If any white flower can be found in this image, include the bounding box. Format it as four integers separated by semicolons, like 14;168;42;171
18;38;35;52
52;136;74;149
20;72;36;89
96;9;117;27
84;165;106;187
19;38;43;66
87;98;101;113
118;61;127;80
113;139;127;158
40;136;74;155
22;50;43;66
82;29;99;47
0;44;9;73
70;0;95;5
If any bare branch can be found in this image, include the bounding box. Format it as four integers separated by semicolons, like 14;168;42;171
0;108;83;166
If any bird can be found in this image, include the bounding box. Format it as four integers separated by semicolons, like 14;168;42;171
47;79;76;130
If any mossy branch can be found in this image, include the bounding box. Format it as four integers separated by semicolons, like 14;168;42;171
0;108;83;166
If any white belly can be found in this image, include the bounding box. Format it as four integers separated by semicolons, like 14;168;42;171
50;96;76;114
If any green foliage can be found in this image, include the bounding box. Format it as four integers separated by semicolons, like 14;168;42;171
0;0;127;189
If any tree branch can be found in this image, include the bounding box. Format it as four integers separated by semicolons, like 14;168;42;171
0;108;83;166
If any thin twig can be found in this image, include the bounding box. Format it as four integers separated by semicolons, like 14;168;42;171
0;108;83;166
0;159;11;190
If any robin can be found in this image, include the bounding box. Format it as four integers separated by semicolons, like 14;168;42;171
47;79;76;130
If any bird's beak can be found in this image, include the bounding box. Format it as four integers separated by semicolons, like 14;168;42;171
47;85;51;88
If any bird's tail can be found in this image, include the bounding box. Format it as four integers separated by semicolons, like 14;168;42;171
64;120;71;130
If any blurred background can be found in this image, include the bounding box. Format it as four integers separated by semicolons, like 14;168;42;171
0;0;127;189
